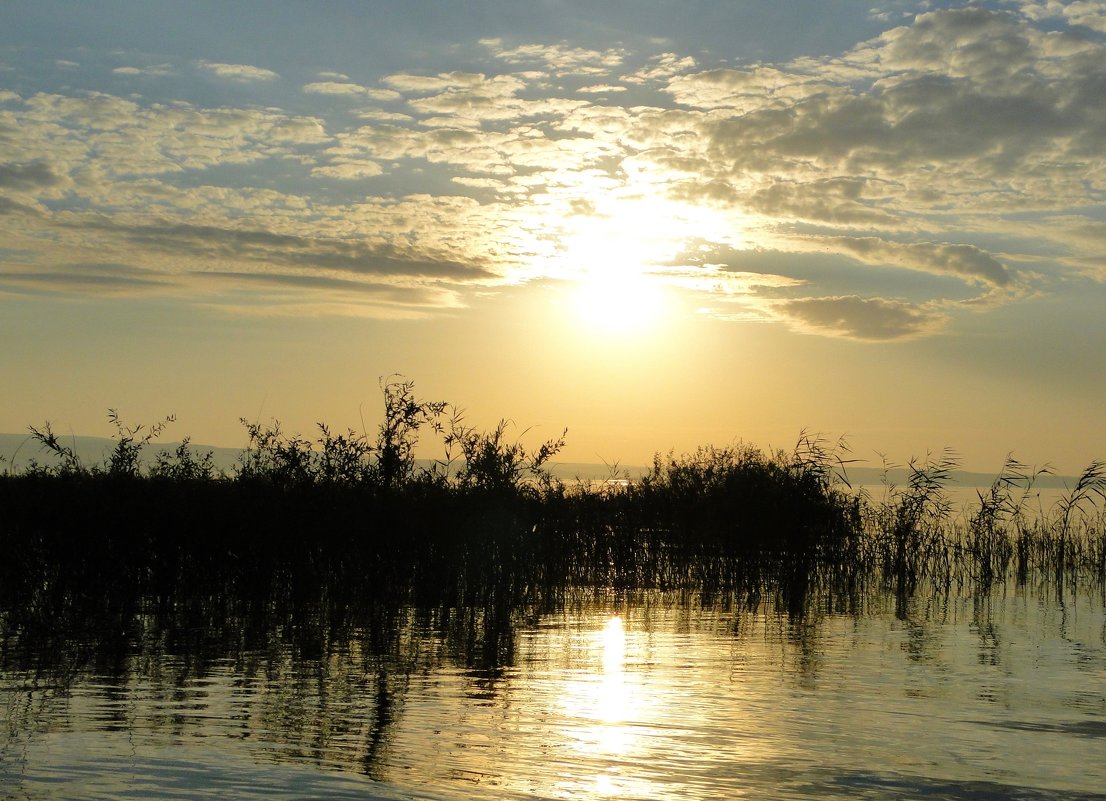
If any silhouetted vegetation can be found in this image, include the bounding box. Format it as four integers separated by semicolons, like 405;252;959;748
2;376;1104;658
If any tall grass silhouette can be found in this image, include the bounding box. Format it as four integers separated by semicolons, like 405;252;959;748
2;375;1104;629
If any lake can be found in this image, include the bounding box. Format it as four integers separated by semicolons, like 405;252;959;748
3;580;1105;800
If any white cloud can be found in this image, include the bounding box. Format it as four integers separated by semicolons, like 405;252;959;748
622;52;697;84
577;84;627;94
1015;0;1106;31
113;64;174;77
418;116;482;129
382;71;486;93
311;160;384;179
480;40;626;74
666;66;832;111
195;61;279;82
358;110;415;123
302;81;401;101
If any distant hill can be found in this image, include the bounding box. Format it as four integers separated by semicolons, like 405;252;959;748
0;433;243;474
0;432;1084;490
0;433;630;480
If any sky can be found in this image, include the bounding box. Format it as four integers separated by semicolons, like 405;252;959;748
2;0;1105;473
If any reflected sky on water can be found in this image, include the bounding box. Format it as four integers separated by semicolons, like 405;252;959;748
3;586;1106;800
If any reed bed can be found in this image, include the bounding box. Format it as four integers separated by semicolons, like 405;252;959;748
2;378;1104;630
6;385;1102;777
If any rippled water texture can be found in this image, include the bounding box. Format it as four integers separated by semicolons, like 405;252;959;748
3;588;1106;800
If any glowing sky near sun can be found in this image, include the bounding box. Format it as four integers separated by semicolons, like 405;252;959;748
2;0;1105;472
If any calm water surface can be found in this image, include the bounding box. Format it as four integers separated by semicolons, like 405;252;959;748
3;587;1105;800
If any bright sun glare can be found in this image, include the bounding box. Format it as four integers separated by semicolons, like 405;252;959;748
601;615;625;675
549;194;736;336
555;200;686;335
574;266;665;334
552;615;657;798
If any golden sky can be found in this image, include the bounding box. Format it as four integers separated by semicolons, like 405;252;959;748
2;1;1105;471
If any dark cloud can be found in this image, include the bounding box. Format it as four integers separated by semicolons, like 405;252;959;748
775;295;946;340
0;161;64;190
672;8;1106;214
0;262;172;292
197;271;451;306
0;196;43;216
878;8;1034;76
67;218;496;281
746;178;901;228
698;73;1078;179
822;237;1012;287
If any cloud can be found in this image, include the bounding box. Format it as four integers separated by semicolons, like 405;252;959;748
662;265;803;296
451;176;515;192
1012;1;1106;33
358;110;415;123
302;81;401;102
773;295;948;340
113;64;173;77
400;74;588;124
310;160;384;179
813;237;1013;287
577;84;627;94
0;262;173;295
0;161;65;190
480;40;626;74
197;269;461;303
418;115;482;129
5;7;1105;334
6;92;330;181
66;217;496;281
745;178;902;228
601;1;1106;284
0;196;44;216
995;216;1106;278
666;66;830;111
1050;218;1106;250
321;121;606;176
195;61;279;82
622;53;697;84
382;71;486;93
192;270;468;319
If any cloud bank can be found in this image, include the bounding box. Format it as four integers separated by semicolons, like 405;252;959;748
1;6;1103;334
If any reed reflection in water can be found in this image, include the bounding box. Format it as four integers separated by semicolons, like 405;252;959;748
6;583;1105;801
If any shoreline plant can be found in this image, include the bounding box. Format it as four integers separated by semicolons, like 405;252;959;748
2;376;1104;623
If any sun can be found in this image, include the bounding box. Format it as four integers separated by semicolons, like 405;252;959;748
573;266;666;333
531;190;738;337
558;211;674;335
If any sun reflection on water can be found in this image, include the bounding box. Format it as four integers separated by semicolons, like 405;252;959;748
600;615;625;677
593;615;632;758
549;614;657;798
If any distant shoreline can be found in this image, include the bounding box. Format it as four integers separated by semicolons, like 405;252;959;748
0;432;1085;490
